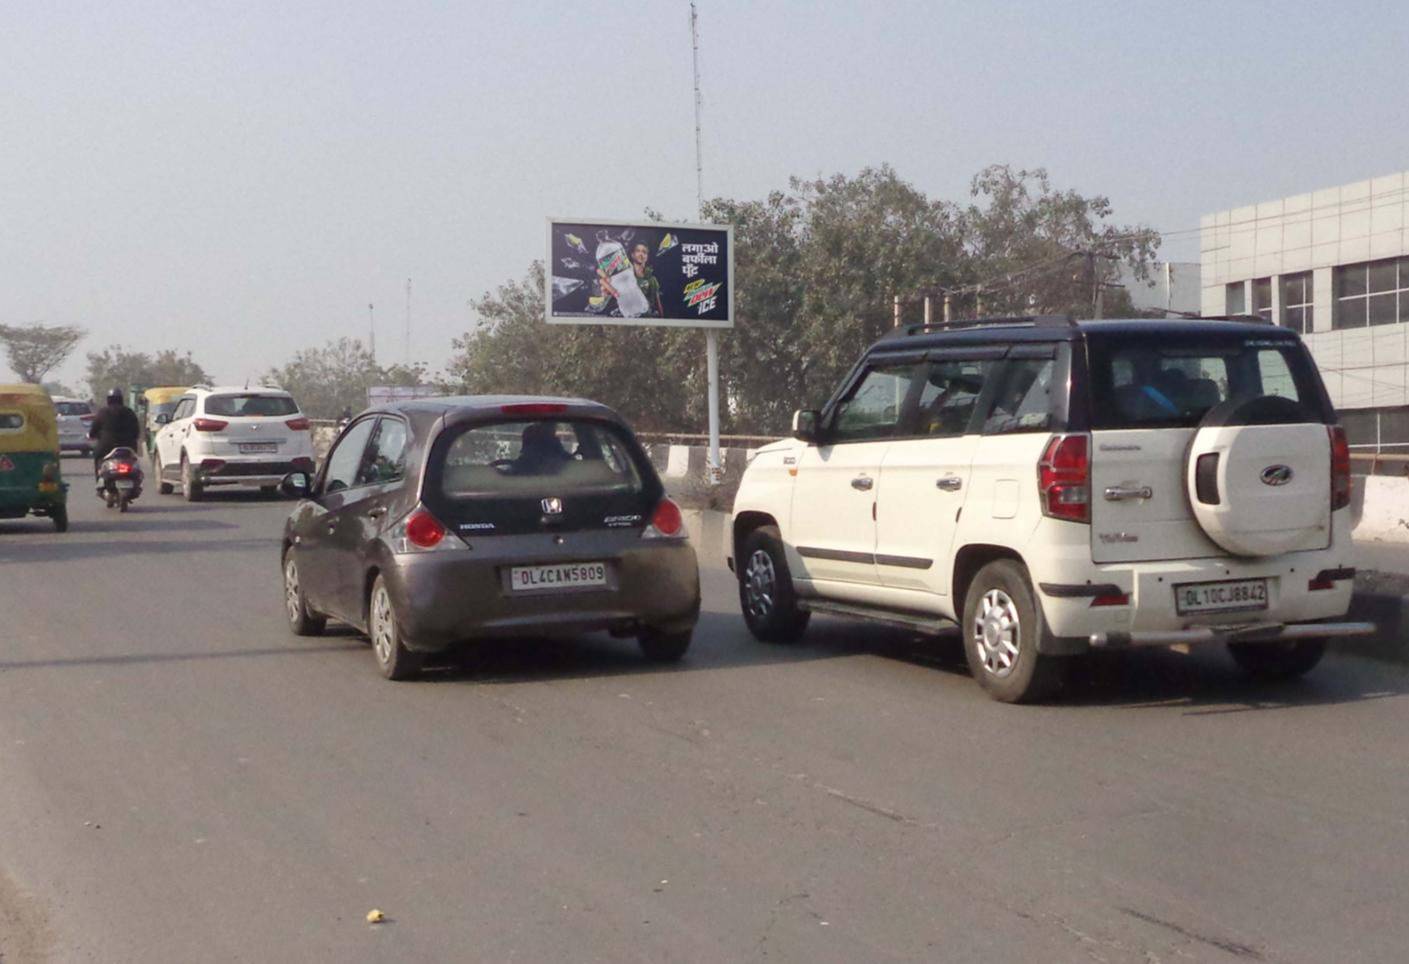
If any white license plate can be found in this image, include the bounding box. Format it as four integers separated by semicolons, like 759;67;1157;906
239;443;278;454
115;480;135;490
509;562;608;592
1174;578;1268;615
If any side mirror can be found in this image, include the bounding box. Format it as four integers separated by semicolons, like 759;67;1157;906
279;472;312;499
792;409;821;443
154;413;172;425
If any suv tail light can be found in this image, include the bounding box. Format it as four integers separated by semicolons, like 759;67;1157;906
387;506;467;554
193;418;228;432
1329;425;1351;511
1038;434;1090;523
642;497;686;540
79;413;94;423
285;417;311;431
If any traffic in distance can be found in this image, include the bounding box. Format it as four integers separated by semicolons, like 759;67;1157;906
0;314;1373;701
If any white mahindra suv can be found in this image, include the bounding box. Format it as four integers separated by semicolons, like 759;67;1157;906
730;316;1372;703
152;386;315;500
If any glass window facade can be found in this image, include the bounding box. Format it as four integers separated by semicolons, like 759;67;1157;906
1226;282;1246;315
1251;277;1273;323
1281;272;1313;333
1335;257;1409;328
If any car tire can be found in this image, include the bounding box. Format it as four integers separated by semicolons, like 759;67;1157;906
1228;639;1326;680
180;455;203;502
369;575;422;680
283;552;326;637
738;525;811;643
961;559;1064;703
51;506;68;533
638;628;693;662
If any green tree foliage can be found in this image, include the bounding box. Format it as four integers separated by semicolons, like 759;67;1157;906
0;323;85;384
86;346;211;400
263;338;427;419
448;164;1160;435
41;381;77;398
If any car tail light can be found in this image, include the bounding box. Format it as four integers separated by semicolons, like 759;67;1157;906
1329;425;1351;511
1090;590;1129;607
642;497;686;539
500;403;567;417
292;456;316;472
388;506;467;554
1038;434;1090;523
194;418;228;432
285;417;310;431
80;414;94;423
199;458;226;472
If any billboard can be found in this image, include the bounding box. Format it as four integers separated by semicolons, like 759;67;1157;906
545;218;733;328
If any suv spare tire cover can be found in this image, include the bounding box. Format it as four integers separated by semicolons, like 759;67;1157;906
1184;395;1331;558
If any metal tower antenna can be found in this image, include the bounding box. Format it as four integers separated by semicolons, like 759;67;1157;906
404;278;412;364
691;2;720;483
690;1;704;217
368;302;376;362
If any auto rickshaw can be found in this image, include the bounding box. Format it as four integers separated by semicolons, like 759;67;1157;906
0;384;68;532
141;386;189;456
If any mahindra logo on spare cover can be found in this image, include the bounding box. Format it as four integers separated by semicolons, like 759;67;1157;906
541;497;563;515
1260;464;1294;486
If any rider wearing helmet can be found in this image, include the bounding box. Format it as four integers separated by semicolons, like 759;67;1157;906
88;388;141;478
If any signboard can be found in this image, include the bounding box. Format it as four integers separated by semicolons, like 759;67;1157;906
545;218;733;328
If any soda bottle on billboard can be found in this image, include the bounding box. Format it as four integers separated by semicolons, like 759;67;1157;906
595;232;649;318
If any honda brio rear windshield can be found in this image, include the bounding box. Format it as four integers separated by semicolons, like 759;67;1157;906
431;419;647;499
55;402;91;416
205;394;299;417
1086;332;1331;429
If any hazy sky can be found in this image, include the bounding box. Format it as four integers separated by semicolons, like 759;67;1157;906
4;0;1408;391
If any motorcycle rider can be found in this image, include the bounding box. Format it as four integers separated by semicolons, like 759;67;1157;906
88;388;141;479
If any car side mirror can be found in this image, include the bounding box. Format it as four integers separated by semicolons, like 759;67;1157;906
792;409;821;443
279;472;312;499
155;413;171;425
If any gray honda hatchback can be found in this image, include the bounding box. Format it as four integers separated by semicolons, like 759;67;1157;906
279;396;700;679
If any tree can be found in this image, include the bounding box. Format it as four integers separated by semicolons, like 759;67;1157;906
0;323;85;384
263;338;428;419
85;346;211;400
41;381;77;398
150;350;210;387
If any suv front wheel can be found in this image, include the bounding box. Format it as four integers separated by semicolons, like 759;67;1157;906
962;559;1064;703
738;526;810;643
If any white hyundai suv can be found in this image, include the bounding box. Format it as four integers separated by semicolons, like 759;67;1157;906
153;386;315;500
730;316;1373;702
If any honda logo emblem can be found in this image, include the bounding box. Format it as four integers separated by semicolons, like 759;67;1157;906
1260;464;1293;486
541;497;563;515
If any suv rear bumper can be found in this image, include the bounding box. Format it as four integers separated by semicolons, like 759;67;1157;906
198;458;314;487
1089;620;1375;649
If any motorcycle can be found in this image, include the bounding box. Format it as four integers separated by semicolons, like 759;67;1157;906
97;446;144;512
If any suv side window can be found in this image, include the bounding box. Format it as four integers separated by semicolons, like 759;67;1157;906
914;359;992;437
983;359;1057;434
829;362;925;443
323;419;378;494
358;418;409;487
172;398;195;421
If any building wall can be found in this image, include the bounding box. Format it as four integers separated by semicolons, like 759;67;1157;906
1201;171;1409;410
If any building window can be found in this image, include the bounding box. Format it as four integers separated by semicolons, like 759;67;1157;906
1281;272;1313;333
1335;257;1409;329
1251;277;1273;323
1226;282;1246;315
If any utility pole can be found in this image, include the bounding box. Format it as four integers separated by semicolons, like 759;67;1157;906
404;278;412;365
691;1;721;484
368;303;376;362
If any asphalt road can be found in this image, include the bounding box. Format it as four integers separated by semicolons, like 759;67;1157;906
3;475;1409;962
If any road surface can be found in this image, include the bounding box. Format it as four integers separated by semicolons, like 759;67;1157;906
2;477;1408;962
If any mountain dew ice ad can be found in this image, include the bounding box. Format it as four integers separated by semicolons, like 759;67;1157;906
546;220;733;328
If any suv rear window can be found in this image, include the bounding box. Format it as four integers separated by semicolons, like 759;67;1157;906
435;420;644;498
205;394;299;417
55;401;91;416
1088;334;1329;429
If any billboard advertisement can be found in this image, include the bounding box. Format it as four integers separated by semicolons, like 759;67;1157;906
545;218;733;328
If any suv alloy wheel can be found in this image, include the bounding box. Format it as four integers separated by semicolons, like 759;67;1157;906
962;560;1064;703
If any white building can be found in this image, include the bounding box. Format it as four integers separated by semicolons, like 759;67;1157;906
1201;172;1409;413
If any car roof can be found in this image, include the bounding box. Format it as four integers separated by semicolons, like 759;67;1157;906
198;386;291;395
367;394;622;423
871;316;1298;355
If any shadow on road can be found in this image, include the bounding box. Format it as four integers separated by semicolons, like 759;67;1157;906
0;536;278;563
0;641;364;673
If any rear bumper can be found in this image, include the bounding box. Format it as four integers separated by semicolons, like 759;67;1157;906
384;539;701;652
199;458;313;487
1090;620;1375;649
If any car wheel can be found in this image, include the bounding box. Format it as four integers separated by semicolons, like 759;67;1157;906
51;506;68;533
738;525;810;643
283;553;326;637
369;575;421;680
181;455;203;502
638;628;693;662
1228;639;1326;679
962;559;1064;703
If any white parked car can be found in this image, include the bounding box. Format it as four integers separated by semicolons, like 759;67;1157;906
730;316;1371;702
52;396;95;456
152;386;315;500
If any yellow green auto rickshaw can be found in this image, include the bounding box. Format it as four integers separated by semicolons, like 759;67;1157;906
141;386;189;456
0;384;68;532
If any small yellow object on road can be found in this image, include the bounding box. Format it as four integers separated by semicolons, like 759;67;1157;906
366;909;385;924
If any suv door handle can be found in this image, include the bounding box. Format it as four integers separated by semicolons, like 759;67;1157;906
936;476;963;491
1103;484;1153;501
851;476;874;491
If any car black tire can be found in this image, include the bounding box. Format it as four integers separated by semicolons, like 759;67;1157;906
369;575;421;680
961;559;1065;703
638;628;693;662
1228;639;1326;679
180;455;203;502
51;506;68;533
738;525;810;643
283;552;326;636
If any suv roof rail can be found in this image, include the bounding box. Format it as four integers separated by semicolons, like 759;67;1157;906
884;314;1077;340
1196;313;1276;326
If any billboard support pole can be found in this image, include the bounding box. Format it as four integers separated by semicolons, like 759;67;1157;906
691;1;721;484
